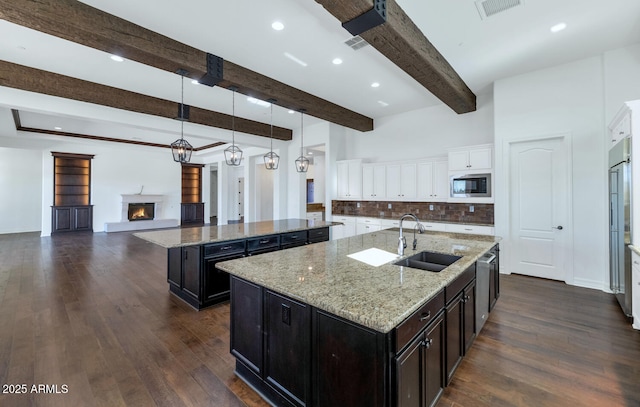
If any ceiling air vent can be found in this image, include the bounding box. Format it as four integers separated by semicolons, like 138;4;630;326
344;35;369;51
475;0;524;19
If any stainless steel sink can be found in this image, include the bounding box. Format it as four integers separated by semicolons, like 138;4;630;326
393;251;462;272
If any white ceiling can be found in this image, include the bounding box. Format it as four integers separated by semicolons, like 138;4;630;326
1;0;639;153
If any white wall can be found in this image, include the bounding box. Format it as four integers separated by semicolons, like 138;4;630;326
0;148;42;234
494;43;640;290
344;93;494;162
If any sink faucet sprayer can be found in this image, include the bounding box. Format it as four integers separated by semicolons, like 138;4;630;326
398;214;426;256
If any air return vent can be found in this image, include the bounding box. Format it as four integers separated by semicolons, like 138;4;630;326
344;35;369;51
475;0;524;19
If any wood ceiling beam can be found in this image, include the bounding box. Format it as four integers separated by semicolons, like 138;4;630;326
0;60;292;141
0;0;374;132
314;0;477;114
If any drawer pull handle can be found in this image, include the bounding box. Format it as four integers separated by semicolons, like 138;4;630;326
419;311;431;321
221;246;232;250
259;239;270;244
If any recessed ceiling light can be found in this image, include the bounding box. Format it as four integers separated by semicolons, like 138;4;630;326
247;96;271;108
191;80;199;85
54;126;62;131
110;55;124;62
288;110;295;114
284;52;308;67
332;58;343;65
550;22;567;33
307;151;313;155
378;100;389;106
272;21;284;31
371;82;380;88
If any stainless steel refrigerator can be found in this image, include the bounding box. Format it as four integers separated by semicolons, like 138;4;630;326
609;137;633;319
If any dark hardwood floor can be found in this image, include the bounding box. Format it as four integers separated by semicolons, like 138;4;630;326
0;231;638;407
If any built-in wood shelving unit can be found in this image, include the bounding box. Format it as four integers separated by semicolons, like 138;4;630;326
51;152;94;233
181;163;205;225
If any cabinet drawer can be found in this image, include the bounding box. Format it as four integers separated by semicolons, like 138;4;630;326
203;240;246;258
308;227;330;243
395;290;445;353
247;235;280;254
445;264;476;304
281;231;308;246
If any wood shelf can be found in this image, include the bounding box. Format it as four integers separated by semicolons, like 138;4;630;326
52;152;94;232
181;164;204;225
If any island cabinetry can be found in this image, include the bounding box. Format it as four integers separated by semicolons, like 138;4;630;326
395;290;445;407
230;277;263;375
313;310;386;407
168;240;245;309
444;265;477;384
307;227;329;243
280;231;308;250
247;234;280;255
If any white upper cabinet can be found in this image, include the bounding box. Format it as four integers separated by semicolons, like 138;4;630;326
417;160;448;201
386;163;417;201
336;159;362;200
609;105;632;148
362;164;386;200
448;145;493;172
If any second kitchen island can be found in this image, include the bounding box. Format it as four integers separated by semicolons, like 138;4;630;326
217;229;500;407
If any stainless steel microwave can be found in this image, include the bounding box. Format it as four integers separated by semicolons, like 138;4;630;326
450;173;491;198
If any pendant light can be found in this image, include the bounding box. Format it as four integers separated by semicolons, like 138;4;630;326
263;99;280;170
224;86;243;166
295;109;310;173
170;69;193;163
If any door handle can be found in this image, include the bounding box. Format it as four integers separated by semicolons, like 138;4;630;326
553;226;563;230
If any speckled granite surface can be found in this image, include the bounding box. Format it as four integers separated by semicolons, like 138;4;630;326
134;219;337;248
217;229;500;334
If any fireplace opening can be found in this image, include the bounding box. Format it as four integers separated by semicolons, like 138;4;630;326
128;203;155;221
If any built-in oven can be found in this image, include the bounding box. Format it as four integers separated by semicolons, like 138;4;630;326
450;173;491;198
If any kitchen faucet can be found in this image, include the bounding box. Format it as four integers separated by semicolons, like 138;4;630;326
398;214;426;256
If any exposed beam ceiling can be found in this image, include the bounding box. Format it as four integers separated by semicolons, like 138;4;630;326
0;60;293;141
0;0;374;132
315;0;476;114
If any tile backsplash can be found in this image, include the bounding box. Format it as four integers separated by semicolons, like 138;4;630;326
331;200;494;225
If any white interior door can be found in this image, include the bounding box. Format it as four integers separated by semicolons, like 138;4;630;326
509;136;571;281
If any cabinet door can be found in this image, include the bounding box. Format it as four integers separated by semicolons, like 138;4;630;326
462;281;476;353
400;163;417;200
423;313;445;407
417;162;434;200
348;160;363;199
432;161;449;201
337;161;350;198
230;277;263;375
265;291;311;407
448;151;469;171
386;165;401;199
182;246;201;301
74;206;93;230
203;255;243;304
362;165;375;199
396;333;423;407
445;294;463;384
468;148;492;170
314;311;384;407
52;207;72;232
372;165;386;199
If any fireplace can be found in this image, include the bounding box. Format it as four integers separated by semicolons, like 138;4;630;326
128;203;155;221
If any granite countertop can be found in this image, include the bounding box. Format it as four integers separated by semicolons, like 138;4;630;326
216;229;500;334
134;219;337;248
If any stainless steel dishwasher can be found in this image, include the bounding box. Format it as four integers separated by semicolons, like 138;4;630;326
476;247;497;333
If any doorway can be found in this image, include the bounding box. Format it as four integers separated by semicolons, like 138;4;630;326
507;135;572;282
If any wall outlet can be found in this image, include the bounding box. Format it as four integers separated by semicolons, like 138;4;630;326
429;204;434;211
469;205;475;213
388;203;392;209
357;202;361;208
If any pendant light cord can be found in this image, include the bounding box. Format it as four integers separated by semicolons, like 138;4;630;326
270;103;274;151
231;89;235;144
300;111;304;156
180;73;185;140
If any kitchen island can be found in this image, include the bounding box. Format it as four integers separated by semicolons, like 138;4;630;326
135;219;336;310
217;228;500;407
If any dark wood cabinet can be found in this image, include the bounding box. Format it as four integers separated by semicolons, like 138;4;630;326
265;291;311;407
51;152;93;233
230;277;263;375
445;265;477;384
181;203;204;225
247;234;280;255
181;164;204;225
489;245;500;311
280;231;308;250
182;245;201;301
313;310;385;407
396;311;445;407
